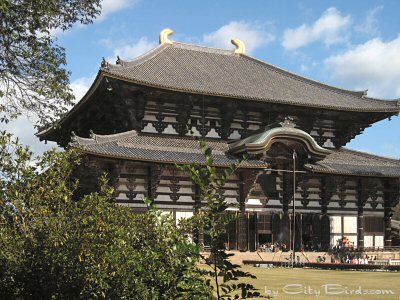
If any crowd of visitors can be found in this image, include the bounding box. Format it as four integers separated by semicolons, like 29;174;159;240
259;241;288;253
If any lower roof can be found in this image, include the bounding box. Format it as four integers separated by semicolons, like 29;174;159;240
70;130;400;177
305;148;400;177
70;130;267;168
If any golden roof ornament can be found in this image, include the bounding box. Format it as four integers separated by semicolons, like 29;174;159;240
279;117;296;128
231;39;246;54
159;28;174;44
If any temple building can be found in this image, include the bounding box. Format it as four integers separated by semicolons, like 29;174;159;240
38;29;400;252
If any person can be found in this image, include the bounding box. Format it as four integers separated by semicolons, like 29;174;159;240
345;254;350;263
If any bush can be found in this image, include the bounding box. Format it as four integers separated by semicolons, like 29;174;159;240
0;133;212;299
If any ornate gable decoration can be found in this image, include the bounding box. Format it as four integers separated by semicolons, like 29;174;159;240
228;117;331;158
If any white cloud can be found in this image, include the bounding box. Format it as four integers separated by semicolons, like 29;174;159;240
109;37;157;62
99;0;138;20
0;116;57;155
0;75;95;154
325;36;400;98
47;0;138;37
355;6;383;37
203;21;275;54
70;76;95;103
300;64;309;72
282;7;351;50
383;144;400;159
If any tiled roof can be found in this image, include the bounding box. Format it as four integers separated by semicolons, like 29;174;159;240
70;130;400;177
70;130;267;168
305;148;400;177
102;42;400;112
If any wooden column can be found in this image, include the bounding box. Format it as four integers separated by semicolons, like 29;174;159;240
383;201;392;248
318;177;335;247
357;206;365;249
383;179;399;248
319;177;331;215
281;171;292;247
357;179;367;249
238;172;248;251
383;180;393;247
147;165;163;203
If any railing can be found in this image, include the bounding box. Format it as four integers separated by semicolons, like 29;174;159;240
243;260;400;271
362;246;400;252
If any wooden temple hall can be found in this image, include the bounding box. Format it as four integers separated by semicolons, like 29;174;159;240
38;29;400;252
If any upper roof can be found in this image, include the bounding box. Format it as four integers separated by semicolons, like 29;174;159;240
69;130;267;168
37;33;400;142
101;41;400;112
305;148;400;177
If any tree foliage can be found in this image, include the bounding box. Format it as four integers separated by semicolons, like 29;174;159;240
0;0;101;125
178;138;265;299
0;133;212;299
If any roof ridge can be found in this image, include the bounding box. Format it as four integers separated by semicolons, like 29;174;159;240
106;43;168;70
172;41;235;55
106;42;235;70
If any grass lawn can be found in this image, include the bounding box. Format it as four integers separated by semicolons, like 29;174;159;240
206;265;400;300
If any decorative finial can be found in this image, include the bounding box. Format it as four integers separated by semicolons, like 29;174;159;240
116;56;122;65
89;129;95;139
362;89;368;98
231;39;246;54
101;57;109;69
279;117;296;128
70;131;78;145
159;28;174;44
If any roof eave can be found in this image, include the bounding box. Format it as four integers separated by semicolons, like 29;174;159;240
37;70;106;139
304;164;400;178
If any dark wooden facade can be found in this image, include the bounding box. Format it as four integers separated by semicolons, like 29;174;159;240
39;33;400;251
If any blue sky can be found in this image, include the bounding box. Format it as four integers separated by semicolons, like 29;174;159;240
4;0;400;158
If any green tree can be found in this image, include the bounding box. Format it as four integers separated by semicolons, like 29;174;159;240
178;138;265;299
0;133;212;299
0;0;101;124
